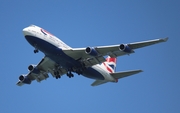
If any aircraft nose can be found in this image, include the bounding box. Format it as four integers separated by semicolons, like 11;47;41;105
22;27;31;36
23;27;28;31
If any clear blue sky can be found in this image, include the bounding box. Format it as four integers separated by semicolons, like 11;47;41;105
1;0;179;113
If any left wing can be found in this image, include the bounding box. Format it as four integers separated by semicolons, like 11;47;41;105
16;57;67;86
63;37;168;67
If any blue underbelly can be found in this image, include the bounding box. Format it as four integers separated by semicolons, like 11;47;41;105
25;35;105;80
25;35;81;68
82;67;105;80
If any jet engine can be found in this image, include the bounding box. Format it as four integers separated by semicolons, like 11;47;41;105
28;64;40;74
119;44;132;53
85;47;99;56
19;75;31;84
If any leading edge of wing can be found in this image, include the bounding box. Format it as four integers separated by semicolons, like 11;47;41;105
68;37;168;57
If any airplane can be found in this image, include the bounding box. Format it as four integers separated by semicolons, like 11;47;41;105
16;25;168;86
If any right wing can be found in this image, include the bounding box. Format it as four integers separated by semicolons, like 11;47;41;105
63;37;168;67
16;56;67;86
128;37;168;49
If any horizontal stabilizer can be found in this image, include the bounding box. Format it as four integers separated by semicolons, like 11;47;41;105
110;70;143;79
91;80;109;86
91;70;142;86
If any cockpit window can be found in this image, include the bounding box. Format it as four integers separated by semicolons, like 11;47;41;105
29;25;36;27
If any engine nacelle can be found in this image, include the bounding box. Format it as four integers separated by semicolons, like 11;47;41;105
85;47;98;56
119;44;132;53
19;75;31;84
28;64;40;74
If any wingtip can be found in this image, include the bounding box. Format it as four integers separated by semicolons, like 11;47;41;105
162;37;169;42
136;70;143;73
139;70;143;72
91;83;98;86
16;81;24;86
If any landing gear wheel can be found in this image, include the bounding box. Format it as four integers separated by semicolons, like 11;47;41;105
55;75;61;79
34;49;39;53
67;72;74;78
71;74;74;77
54;71;61;79
58;75;61;78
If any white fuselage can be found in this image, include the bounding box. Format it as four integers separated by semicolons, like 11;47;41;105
23;25;116;82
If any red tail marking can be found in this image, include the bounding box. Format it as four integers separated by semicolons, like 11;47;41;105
106;57;116;63
103;63;113;73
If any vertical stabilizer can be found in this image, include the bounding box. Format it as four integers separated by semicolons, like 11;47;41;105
101;56;117;73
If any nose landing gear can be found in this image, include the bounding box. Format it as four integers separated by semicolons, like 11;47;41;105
33;44;39;53
34;49;39;53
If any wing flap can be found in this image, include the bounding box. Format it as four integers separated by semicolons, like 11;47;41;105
110;70;143;79
83;56;106;67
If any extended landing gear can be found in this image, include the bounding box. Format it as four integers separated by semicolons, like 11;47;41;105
54;71;61;79
33;44;39;53
67;71;74;78
34;49;39;53
55;75;61;79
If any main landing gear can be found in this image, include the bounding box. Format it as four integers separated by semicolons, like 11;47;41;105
67;71;74;78
54;71;61;79
53;64;85;79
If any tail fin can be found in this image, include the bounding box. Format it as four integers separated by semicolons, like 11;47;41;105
101;56;117;73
